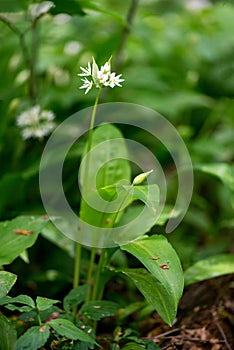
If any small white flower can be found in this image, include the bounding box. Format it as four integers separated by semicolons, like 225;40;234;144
80;77;93;94
78;56;124;94
107;73;124;88
16;105;56;140
97;70;109;85
78;62;92;77
99;61;111;76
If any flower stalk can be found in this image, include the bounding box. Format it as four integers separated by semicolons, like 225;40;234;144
73;57;124;299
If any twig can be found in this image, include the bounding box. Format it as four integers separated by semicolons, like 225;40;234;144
114;0;139;71
0;13;39;103
142;328;180;341
29;20;39;103
212;309;232;350
167;335;224;343
0;14;31;68
161;344;173;350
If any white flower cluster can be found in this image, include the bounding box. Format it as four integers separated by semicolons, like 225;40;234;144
16;105;56;140
78;57;124;94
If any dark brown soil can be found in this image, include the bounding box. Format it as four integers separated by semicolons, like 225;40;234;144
140;274;234;349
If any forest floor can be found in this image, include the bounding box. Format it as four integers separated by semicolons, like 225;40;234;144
140;274;234;350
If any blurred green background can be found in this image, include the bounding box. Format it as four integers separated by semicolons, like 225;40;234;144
0;0;233;294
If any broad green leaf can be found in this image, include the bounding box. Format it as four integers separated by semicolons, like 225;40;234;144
184;254;234;286
80;124;131;227
121;268;177;326
80;124;131;189
121;235;183;326
112;184;160;244
0;294;35;309
4;304;33;312
36;296;60;311
48;318;97;344
0;312;17;350
63;284;89;311
79;186;122;228
16;325;50;350
80;300;120;321
194;163;234;209
0;271;17;298
19;250;29;264
0;216;48;266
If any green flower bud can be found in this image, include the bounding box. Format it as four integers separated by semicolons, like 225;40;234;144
132;170;153;186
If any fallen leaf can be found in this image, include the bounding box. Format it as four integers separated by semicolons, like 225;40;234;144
13;229;34;236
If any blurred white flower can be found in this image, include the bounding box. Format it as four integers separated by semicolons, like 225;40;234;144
54;13;71;25
49;66;70;86
78;57;124;94
16;105;56;140
186;0;211;11
15;69;30;85
64;41;82;56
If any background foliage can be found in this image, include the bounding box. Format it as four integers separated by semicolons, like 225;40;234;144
0;0;233;312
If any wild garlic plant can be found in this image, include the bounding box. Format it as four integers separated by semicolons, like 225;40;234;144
73;57;125;299
39;54;184;332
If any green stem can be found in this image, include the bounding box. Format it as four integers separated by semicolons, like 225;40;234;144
91;185;133;301
112;185;133;227
103;184;133;248
86;247;97;301
88;89;102;145
73;88;102;292
37;312;42;326
29;19;39;104
73;242;82;288
92;249;107;300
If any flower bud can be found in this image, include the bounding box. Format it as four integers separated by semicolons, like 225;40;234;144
132;170;153;186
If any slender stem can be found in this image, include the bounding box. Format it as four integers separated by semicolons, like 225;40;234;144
91;185;133;301
37;312;42;326
112;185;133;228
92;249;107;300
85;247;97;301
73;242;82;288
103;184;133;247
73;88;102;292
29;20;39;103
86;88;102;163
